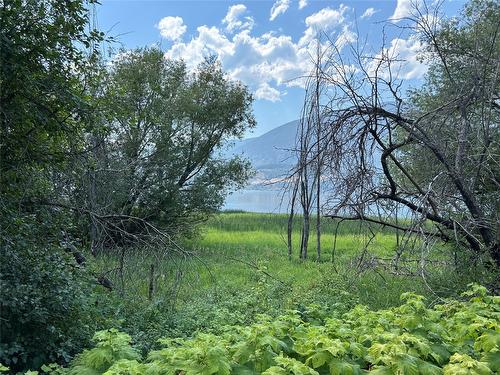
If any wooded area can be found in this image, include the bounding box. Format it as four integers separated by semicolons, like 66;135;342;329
0;0;255;368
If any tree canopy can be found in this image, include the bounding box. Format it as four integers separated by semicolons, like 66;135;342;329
97;49;255;238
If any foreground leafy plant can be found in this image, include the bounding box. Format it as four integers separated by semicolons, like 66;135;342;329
54;284;498;375
69;329;141;375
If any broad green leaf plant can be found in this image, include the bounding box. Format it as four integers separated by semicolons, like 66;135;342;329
19;284;499;375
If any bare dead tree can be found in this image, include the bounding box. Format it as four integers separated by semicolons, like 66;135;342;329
314;41;323;262
291;0;500;269
287;181;299;260
287;39;329;261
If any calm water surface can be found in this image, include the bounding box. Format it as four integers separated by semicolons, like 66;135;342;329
223;189;290;213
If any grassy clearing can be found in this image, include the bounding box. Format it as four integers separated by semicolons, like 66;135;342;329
181;212;399;294
93;212;476;352
96;212;460;307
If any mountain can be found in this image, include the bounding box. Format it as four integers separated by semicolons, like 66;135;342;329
226;120;299;182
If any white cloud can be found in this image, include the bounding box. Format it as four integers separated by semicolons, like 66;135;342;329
390;0;422;22
415;13;441;33
298;0;308;10
368;36;427;80
223;4;254;33
335;25;357;50
165;25;233;64
305;5;348;29
360;7;378;19
300;5;349;45
157;16;187;41
270;0;290;21
164;27;307;101
163;4;352;102
255;82;282;101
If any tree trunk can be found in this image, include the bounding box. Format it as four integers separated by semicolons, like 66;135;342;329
287;183;299;261
148;263;155;300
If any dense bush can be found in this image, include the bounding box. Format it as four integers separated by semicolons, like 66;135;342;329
0;218;110;371
14;284;497;374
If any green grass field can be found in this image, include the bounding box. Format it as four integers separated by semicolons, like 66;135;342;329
182;212;398;292
97;212;463;309
93;212;478;351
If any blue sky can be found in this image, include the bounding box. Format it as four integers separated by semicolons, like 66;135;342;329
96;0;465;137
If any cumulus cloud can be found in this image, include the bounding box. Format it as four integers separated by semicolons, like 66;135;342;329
305;5;348;29
270;0;290;21
162;5;354;102
335;25;357;50
255;82;282;101
165;25;233;63
223;4;254;33
368;36;427;80
360;7;378;19
300;4;349;45
157;16;187;41
390;0;422;22
298;0;308;10
165;29;306;100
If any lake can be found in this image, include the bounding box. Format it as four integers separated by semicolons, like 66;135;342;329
223;188;290;213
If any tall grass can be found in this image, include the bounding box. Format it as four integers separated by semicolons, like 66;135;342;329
95;212;468;310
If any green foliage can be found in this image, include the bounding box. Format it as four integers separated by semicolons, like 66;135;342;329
69;330;141;375
403;0;500;262
99;48;255;236
40;363;67;375
0;217;110;371
55;285;499;375
148;334;232;375
0;0;109;369
0;0;103;202
93;212;488;357
1;0;256;370
442;354;492;375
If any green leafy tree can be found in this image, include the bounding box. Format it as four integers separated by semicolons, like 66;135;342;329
0;0;103;203
91;48;255;238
